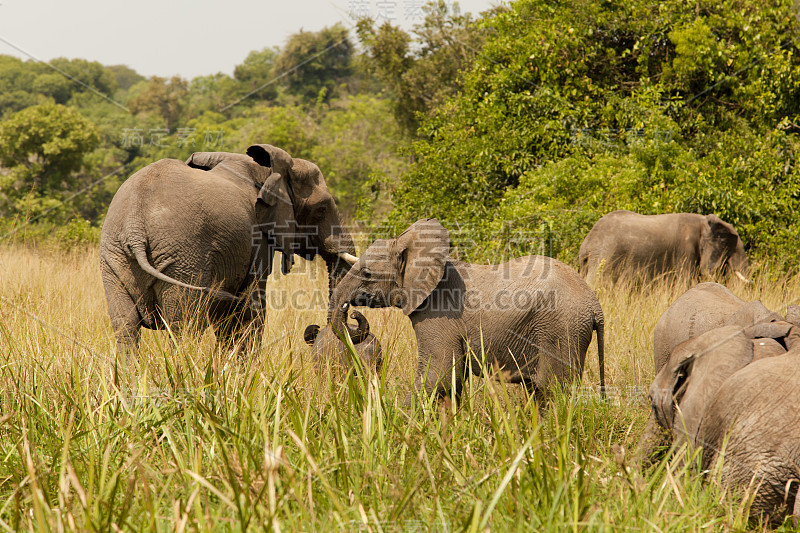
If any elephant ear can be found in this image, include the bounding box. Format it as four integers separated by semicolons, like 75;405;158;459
304;325;321;345
286;158;325;198
246;144;294;177
186;151;250;170
785;304;800;327
256;172;296;276
745;320;795;354
650;344;696;430
744;321;793;341
724;300;782;329
394;219;450;315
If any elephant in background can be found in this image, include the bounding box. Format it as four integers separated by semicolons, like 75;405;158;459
579;210;749;286
100;144;358;355
304;303;383;372
652;282;781;372
328;218;605;404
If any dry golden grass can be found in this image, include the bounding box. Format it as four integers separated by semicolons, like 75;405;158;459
1;244;799;530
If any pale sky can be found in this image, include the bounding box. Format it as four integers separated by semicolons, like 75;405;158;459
0;0;499;79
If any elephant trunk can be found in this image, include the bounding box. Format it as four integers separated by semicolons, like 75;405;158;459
329;301;351;340
325;255;355;303
729;243;749;282
327;270;360;322
319;212;356;299
347;310;370;344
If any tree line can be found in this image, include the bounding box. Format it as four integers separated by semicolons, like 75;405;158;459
2;0;800;268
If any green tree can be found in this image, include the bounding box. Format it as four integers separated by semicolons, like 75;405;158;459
128;76;188;131
385;0;800;265
186;73;242;117
311;95;404;218
357;1;488;134
233;47;280;101
274;24;353;102
107;64;145;91
49;58;118;97
0;56;42;116
0;102;99;201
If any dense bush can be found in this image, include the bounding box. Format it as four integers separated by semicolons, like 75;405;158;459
387;0;800;267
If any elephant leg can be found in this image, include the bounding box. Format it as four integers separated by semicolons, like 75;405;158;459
212;285;264;356
413;343;467;405
101;271;142;361
106;286;141;364
532;340;577;394
214;314;262;355
523;380;548;408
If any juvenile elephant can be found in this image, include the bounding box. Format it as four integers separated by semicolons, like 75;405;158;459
644;322;796;452
328;219;605;404
698;349;800;525
304;303;382;372
100;144;357;355
579;210;749;286
652;283;781;372
637;320;800;524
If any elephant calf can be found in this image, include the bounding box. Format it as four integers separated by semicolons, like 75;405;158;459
652;282;782;373
579;210;749;286
698;349;800;526
304;303;383;372
637;317;800;525
328;218;606;405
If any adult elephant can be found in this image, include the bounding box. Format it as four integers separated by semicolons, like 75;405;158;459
100;144;357;354
652;282;781;373
578;210;749;286
327;218;605;404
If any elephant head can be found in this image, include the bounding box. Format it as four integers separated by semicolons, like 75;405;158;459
186;144;357;291
699;214;748;281
649;322;792;447
328;218;450;322
304;303;382;371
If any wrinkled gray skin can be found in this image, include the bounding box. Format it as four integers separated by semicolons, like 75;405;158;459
637;316;800;525
652;282;781;373
100;144;355;355
647;322;797;447
698;348;800;526
579;210;749;286
328;218;605;404
304;304;382;372
636;289;789;466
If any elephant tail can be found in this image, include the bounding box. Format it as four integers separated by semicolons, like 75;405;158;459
594;307;606;398
129;241;239;303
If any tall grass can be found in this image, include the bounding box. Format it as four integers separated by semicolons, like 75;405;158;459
0;244;797;531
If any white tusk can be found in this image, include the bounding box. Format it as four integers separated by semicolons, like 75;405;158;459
734;270;751;283
338;252;359;265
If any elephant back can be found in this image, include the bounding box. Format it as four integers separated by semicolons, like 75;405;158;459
186;151;251;170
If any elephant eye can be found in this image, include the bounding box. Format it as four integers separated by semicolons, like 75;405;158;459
361;269;372;280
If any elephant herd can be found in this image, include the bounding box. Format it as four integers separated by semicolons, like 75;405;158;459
99;145;795;526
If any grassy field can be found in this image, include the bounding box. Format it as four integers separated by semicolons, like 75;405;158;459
0;244;798;531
